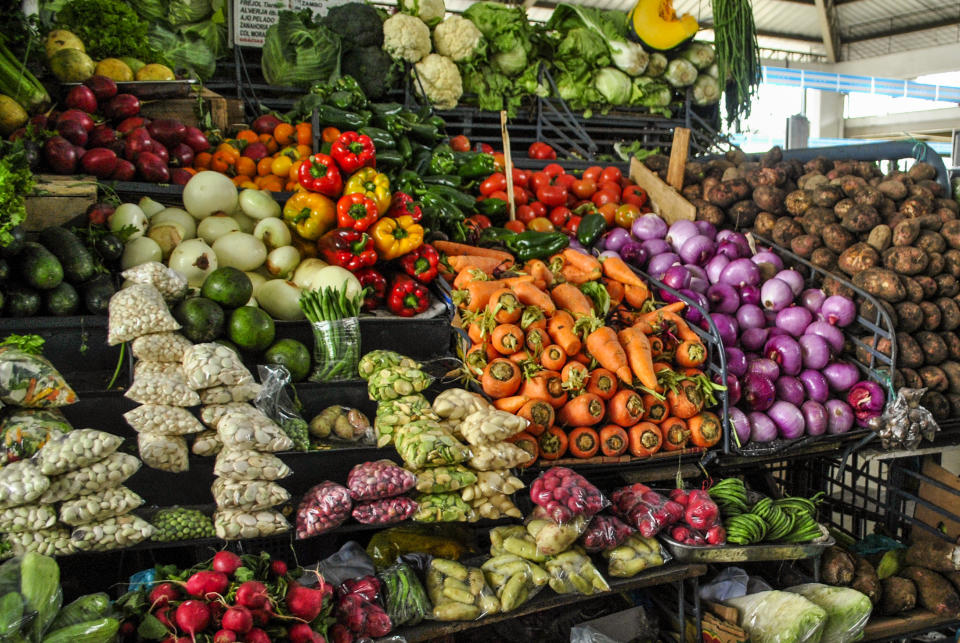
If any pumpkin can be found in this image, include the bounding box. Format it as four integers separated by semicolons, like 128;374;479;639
628;0;699;51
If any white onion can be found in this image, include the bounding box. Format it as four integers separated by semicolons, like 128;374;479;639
110;203;148;240
147;223;184;259
292;258;331;290
121;236;162;269
231;209;257;233
257;279;305;320
253;217;291;250
266;246;300;279
245;271;268;299
212;231;267;271
151;207;196;240
138;196;165;218
239;189;281;220
168;238;218;287
182;171;238;220
197;214;240;245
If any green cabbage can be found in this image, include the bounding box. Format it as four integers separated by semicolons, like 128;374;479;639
786;584;872;643
463;2;531;78
168;0;212;26
555;27;609;76
594;67;631;106
148;24;215;79
726;591;827;643
261;9;341;88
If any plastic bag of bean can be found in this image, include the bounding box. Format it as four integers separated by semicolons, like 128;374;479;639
214;509;290;540
212;478;290;511
59;486;144;526
217;412;293;452
0;503;56;532
0;460;49;509
347;460;416;502
213;449;291;481
296;481;352;539
35;429;123;475
131;332;193;363
415;465;477;494
191;431;222;457
107;284;180;345
182;343;254;390
6;527;74;556
200;403;262;429
199;383;262;404
71;514;155;551
125;373;200;407
138;433;189;473
352;496;418;525
125;405;205;436
413;493;476;523
39;452;140;504
133;361;184;379
122;262;188;303
579;514;635;552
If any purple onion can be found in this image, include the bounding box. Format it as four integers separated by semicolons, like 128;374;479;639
666;220;698;252
717;240;744;260
825;399;855;434
598;250;620;261
716;229;740;244
680;289;707;324
740;284;761;306
620;241;647;267
761;278;793;312
689;277;709;294
848;380;886;426
775;376;805;406
679;234;716;265
709;313;738;345
767;327;790;338
694;220;717;238
662;265;691;291
659;288;681;305
752;250;784;271
741;327;770;352
567;235;587;253
805;321;844;354
801;289;827;314
705;254;730;284
725;347;747;377
798;334;831;370
747;357;780;381
743;373;776;411
647;252;680;278
685;264;708;282
603;227;631;253
820;295;857;327
720;258;761;288
736;304;766;331
717;372;741;405
730;408;751;445
799;370;829;403
774;269;805;296
768;400;805;439
641;238;671;256
802;401;828;436
764;335;803;376
707;283;739;315
775;306;813;337
718;231;750;255
632;214;667;240
748;412;778;443
823;361;859;391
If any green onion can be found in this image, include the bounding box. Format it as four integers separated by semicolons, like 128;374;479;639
713;0;761;129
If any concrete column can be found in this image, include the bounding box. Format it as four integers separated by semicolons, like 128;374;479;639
807;90;846;139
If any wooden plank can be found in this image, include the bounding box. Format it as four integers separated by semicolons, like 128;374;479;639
863;610;960;641
629;157;695;225
397;563;707;642
24;174;97;231
139;88;229;130
913;456;960;541
501;111;515;221
666;127;691;191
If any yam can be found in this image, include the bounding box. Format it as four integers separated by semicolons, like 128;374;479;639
753;185;786;214
883;246;930;276
771;217;804;247
811;248;838;271
892;219;921;247
899;368;924;389
784;190;813;216
944;249;960;278
936;274;960;298
880;577;916;616
941;361;960;394
936;297;960;331
916;331;948;365
902;277;924;303
866;225;892;252
915;275;939;299
894;302;924;333
822;223;856;254
940;332;960;360
878;180;908;201
923;390;951;420
790;234;822;259
841;204;881;233
920;301;942;331
919;365;948;392
821;546;856;586
900;566;960;617
837;243;880;276
851;268;906;303
896;332;924;369
927;252;945;278
852;557;881;605
917;230;947;255
812;184;844;208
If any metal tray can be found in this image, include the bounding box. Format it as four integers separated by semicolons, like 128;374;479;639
64;79;199;100
660;532;835;563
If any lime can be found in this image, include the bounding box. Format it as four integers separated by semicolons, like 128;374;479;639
201;267;253;309
264;338;311;382
173;297;225;343
228;306;275;352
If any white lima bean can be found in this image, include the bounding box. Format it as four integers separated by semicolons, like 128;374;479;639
0;460;49;509
59;486;144;526
213;448;291;481
71;514;155;551
138;433;189;472
134;361;185;379
214;508;290;540
182;343;253;389
432;389;491;422
192;430;222;457
217;412;293;452
0;504;56;532
200;403;262;430
126;373;201;407
35;429;124;475
211;478;290;511
459;410;529;446
40;452;142;503
108;284;180;345
124;405;205;435
466;442;533;471
131;333;193;363
122;262;188;303
6;528;74;556
200;383;262;405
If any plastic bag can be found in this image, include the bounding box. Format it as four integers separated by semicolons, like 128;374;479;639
426;558;500;621
468;493;522;520
306;541;377;589
122;261;188;303
6;528;74;556
125;373;200;407
348;460;416;501
877;387;938;450
0;347;76;408
0;460;49;508
217;411;293;452
200;402;262;430
490;526;546;563
296;481;352;538
124;404;205;436
199;382;263;405
432;388;490;425
71;514;155;551
39;453;140;504
529;467;606;524
459;409;528;446
137;433;189;472
211;478;290;511
375;394;439;447
58;485;143;526
725;590;827;643
544;548;610;595
0;408;71;465
213;448;291;481
250;365;308;451
601;533;668;577
458;469;523;501
311;318;361;382
415;464;476;494
379;562;432;627
133;361;184;379
191;430;222;456
610;483;684;538
35;429;123;475
182;343;253;390
785;584;872;643
358;350;420;381
151;507;215;541
0;503;56;532
579;514;635;552
367;365;433;402
366;525;471;569
481;554;548;612
130;332;192;363
214;508;291;540
526;506;588;556
467;441;532;470
413;493;475;523
107;284;180;345
336;576;394;639
394;421;471;469
309;405;374;445
353;496;418;525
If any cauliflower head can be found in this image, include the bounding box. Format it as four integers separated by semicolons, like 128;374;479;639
433;15;484;63
400;0;445;27
383;13;431;63
414;54;463;110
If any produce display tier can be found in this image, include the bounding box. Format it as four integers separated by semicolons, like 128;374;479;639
863;612;960;641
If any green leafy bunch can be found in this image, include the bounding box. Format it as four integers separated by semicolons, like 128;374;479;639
54;0;158;61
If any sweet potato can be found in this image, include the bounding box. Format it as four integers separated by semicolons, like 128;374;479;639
915;275;939;299
785;189;813;216
822;223;856;254
880;577;916;616
852;268;907;303
841;205;881;234
883;246;930;275
902;277;924;304
941;361;960;394
866;225;892;252
920;301;942;330
852;557;881;605
771;217;804;246
937;297;960;331
940;332;960;360
896;332;924;369
917;230;947;255
916;331;949;365
878;180;909;201
790;234;822;259
812;184;844;208
821;546;856;586
900;566;960;617
837;243;880;276
920;365;949;392
898;368;924;389
811;247;838;271
892;219;921;247
895;302;923;333
928;252;945;277
923;390;951;420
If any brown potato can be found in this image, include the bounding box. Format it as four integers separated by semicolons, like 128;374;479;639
915;275;939;299
790;234;823;259
854;185;883;207
866;225;892;252
892;219;921;246
681;184;701;201
839;175;867;197
705;182;737;208
941;220;960;249
877;180;908;201
908;161;937;182
840;204;881;233
691;199;725;227
812;184;844;208
941;332;960;360
882;246;930;275
852;268;907;302
917;230;947;255
937;297;960;331
916;331;948;364
810;247;838;271
903;277;924;303
798;207;837;235
895;302;924;333
834;198;856;219
771;217;804;246
837;243;880;276
944;250;960;278
880;577;917;616
822;277;855;299
920;365;949;392
920;301;943;331
728;200;760;228
897;332;924;368
784;189;813;216
936;274;960;298
928;252;945;277
821;223;856;253
752;211;777;237
898;368;924;389
753;185;787;214
922;391;951;420
901;196;934;218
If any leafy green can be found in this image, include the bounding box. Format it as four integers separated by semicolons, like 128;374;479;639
594;67;631;106
462;2;532;78
0;334;44;355
54;0;158;61
461;64;523;115
0;138;34;249
554;28;609;76
547;4;648;77
178;16;227;59
148;24;215;80
727;591;827;643
167;0;212;27
261;9;341;89
786;584;872;643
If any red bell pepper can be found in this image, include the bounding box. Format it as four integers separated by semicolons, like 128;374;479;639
387;191;422;223
331;131;376;174
354;267;387;311
386;274;429;317
399;244;439;284
298;153;342;197
336;193;380;231
318;228;378;272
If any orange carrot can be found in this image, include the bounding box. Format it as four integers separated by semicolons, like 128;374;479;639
517;399;555;436
525;327;550;356
568;426;600;458
491;324;524;355
601;255;645;287
500;276;536;288
453;267;489;289
586;368;618;401
603;278;625;308
660;312;700;342
434;240;514;264
661;417;691;451
675;340;707;368
511;281;556;316
623;284;651;309
666;379;704;419
464;344;490;378
641;394;670;424
507;431;539;467
629;422;663;457
538;426;568;460
688;411;722;448
487;288;522;323
481;358;522;398
562;248;602;274
520;371;568;408
455;280;506;312
520;306;547;332
540;344;567;371
638;302;686;323
558;393;606;427
449;255;510;274
617;327;658;390
525;259;554;288
585;326;632;384
560;361;589;391
509;351;536;367
599;424;629;457
493;395;531;413
571;350;592;366
547;311;581;356
648;335;668;360
607;390;645;427
550;283;594;317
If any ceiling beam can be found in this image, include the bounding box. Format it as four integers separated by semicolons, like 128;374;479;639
812;0;841;62
845;16;960;43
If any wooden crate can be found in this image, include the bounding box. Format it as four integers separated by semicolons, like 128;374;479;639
24;174;97;231
139;87;233;131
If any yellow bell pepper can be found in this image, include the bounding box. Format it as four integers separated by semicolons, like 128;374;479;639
282;191;336;241
370;215;423;260
343;167;392;215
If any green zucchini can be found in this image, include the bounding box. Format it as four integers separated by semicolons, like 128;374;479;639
41;617;118;643
39;227;96;284
47;593;110;632
18;242;63;290
44;282;79;316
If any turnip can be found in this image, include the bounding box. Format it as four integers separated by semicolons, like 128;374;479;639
150;582;180;606
285;582;326;622
222;606;253;634
185;570;229;599
212;551;243;576
244;628;271;643
270;560;288;576
288;623;323;643
214;631;237;643
236;581;269;610
175;600;212;639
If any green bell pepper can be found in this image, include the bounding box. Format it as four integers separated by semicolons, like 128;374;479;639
316;105;370;130
479;227;517;245
506;231;570;262
456;152;497;179
357;127;396;150
577;213;607;248
428;144;456;175
476;198;507;217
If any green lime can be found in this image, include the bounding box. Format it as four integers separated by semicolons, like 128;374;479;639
228;305;275;352
264;338;311;382
201;267;253;309
173;296;225;343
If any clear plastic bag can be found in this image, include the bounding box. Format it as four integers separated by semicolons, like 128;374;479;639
431;388;490;424
489;525;546;563
610;483;685;538
125;373;200;407
466;441;532;471
353;496;418;525
296;481;352;538
310;318;361;383
374;394;439;447
35;429;123;475
133;361;184;379
212;478;290;511
124;405;205;436
0;460;49;509
458;469;524;501
481;554;549;612
348;460;416;501
336;576;394;638
379;562;432;627
254;365;309;451
0;587;29;638
39;453;140;504
137;433;189;472
309;405;373;445
877;387;938;450
785;584;872;643
0;503;56;532
6;528;74;556
200;403;262;430
70;514;155;551
214;508;291;540
394;421;471;469
0;408;71;465
529;467;607;525
0;347;76;408
199;383;263;405
191;430;222;457
130;332;192;363
468;493;522;520
579;514;635;553
151;506;215;541
366;525;471;570
526;506;588;556
182;342;253;389
415;465;476;494
544;548;610;595
426;558;500;621
358;350;420;381
58;486;143;526
121;262;188;303
601;533;668;577
107;284;180;345
217;411;293;452
725;590;827;643
367;365;433;402
413;493;475;523
459;409;528;446
213;448;291;481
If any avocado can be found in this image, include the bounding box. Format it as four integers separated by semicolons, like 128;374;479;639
45;281;79;316
228;306;275;352
174;297;226;343
82;274;115;315
201;267;253;309
264;338;311;381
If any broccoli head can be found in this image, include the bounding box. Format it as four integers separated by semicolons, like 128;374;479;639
324;2;383;51
341;46;397;99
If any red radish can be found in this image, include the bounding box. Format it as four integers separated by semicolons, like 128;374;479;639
84;75;118;101
119;621;135;636
244;628;271;643
183;126;210;153
163;638;191;643
185;570;229;599
252;114;281;135
65;85;97;114
222;606;253;634
249;609;271;627
270;560;287;576
285;583;326;622
111;158;135;181
176;600;212;638
155;605;174;629
236;581;269;610
330;624;352;643
150;582;181;607
214;631;237;643
288;623;323;643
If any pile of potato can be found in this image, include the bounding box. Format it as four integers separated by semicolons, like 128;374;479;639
645;149;960;421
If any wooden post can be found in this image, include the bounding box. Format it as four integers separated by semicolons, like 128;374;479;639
666;127;691;192
500;111;516;221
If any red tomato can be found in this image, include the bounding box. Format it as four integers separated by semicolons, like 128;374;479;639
598;180;621;197
598;202;617;226
489;190;509;202
622;185;648;207
528;142;557;160
571;178;597;200
493;152;505;171
592;189;619;207
505;219;526;233
543;163;564;178
530;171;552;193
530;201;547;218
549;206;572;227
511;168;529;188
599;166;623;184
465;215;492;233
537;184;568;207
563;215;582;235
480;143;494;154
555;173;576;189
512;185;529;206
516;204;536;224
614;203;640;229
583;166;603;183
450;135;471;152
479;173;507;196
528;217;555;232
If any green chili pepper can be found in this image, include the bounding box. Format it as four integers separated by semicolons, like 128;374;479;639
456;152;497;179
479;227;517;245
476;198;507;217
422;174;462;188
506;231;570;262
428;144;456;176
424;184;475;211
577;213;607;248
316;105;370;130
357;127;396;150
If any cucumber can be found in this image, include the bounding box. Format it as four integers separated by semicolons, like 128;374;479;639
82;274;114;315
39;228;96;284
17;242;63;290
5;286;40;317
47;593;110;632
0;226;26;259
44;282;79;316
41;617;118;643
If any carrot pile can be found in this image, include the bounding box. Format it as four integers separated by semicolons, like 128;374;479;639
448;246;725;464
